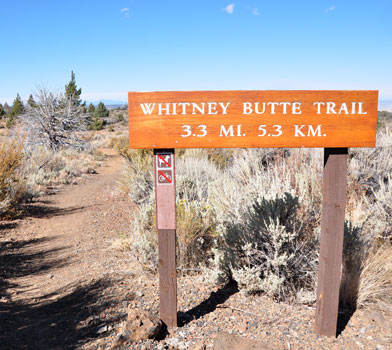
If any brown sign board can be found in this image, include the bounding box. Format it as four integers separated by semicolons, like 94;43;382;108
128;90;378;149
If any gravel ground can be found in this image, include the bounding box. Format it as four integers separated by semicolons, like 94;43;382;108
81;272;392;350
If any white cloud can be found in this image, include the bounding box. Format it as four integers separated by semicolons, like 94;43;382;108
252;8;259;16
223;4;234;14
120;7;129;17
325;6;335;13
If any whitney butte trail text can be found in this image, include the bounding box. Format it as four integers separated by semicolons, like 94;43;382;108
128;90;378;149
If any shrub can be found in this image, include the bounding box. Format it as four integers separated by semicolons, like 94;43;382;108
22;87;89;150
0;138;25;217
122;134;392;308
175;154;220;269
22;146;101;190
88;115;105;131
120;148;154;205
219;193;318;301
5;113;16;129
124;149;220;270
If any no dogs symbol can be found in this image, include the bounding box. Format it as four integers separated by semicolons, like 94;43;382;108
157;154;172;168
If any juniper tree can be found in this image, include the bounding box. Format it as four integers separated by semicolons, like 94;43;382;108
65;71;82;106
0;103;5;118
10;94;24;115
87;103;95;114
23;88;89;150
94;101;109;118
27;94;37;108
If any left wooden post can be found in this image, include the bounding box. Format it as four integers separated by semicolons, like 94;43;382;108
154;149;177;328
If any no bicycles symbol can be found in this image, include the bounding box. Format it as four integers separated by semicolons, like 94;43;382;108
156;153;173;185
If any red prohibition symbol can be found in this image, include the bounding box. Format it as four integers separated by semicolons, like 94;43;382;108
158;170;172;183
158;154;171;167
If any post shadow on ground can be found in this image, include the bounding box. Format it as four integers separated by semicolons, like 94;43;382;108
336;221;364;337
177;280;239;327
0;236;125;349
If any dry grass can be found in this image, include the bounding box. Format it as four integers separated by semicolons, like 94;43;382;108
0;125;106;218
119;124;391;307
0;137;25;217
357;243;392;311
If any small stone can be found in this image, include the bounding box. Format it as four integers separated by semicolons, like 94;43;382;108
124;307;162;341
135;291;144;297
360;327;366;334
97;325;108;334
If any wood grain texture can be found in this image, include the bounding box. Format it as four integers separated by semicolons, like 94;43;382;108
158;229;177;328
154;149;177;327
154;149;176;230
129;90;378;149
315;148;348;337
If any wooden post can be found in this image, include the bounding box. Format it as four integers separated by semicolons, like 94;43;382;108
315;148;348;337
154;149;177;328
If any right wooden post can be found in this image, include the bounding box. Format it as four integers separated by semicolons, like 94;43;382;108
315;147;348;337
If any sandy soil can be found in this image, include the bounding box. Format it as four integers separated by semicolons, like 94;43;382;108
0;148;142;349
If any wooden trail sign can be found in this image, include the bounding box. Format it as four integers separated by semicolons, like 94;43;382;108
129;90;378;149
128;90;378;336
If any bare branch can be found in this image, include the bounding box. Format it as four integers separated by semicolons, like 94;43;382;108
22;87;90;151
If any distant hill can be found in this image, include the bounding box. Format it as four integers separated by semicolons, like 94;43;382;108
85;100;127;109
84;99;392;112
379;100;392;112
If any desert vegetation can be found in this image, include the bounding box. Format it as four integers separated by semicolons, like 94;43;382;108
0;72;126;219
2;75;391;315
121;114;392;311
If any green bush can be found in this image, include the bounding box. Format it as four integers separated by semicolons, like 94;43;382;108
94;102;109;118
88;115;104;130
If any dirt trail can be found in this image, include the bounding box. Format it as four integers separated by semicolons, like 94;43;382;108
0;148;140;349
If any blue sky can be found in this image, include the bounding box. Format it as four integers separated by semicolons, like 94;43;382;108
1;1;391;105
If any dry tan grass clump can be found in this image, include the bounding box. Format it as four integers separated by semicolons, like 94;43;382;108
121;124;392;307
23;146;102;189
357;243;392;311
0;138;24;217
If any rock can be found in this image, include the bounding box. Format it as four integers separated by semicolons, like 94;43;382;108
135;290;144;297
123;307;162;341
360;327;366;334
213;332;279;350
97;325;108;334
